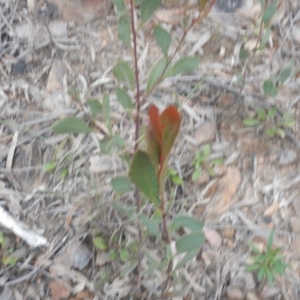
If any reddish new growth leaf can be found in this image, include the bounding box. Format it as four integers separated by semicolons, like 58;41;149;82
146;104;181;173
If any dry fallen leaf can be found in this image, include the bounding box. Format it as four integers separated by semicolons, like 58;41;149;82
194;121;216;144
50;280;71;300
203;227;222;250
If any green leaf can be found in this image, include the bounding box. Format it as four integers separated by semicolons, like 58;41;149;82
259;27;271;49
265;126;276;137
129;150;159;205
2;256;18;266
170;215;204;232
171;57;200;76
113;61;134;87
100;135;125;154
176;232;205;254
87;98;102;118
111;176;132;193
263;79;278;97
243;118;259;127
239;49;249;65
267;107;277;119
44;162;56;172
263;2;277;25
112;0;126;13
0;232;5;246
52;117;92;134
116;87;133;109
276;128;285;138
118;13;131;48
192;168;201;181
119;249;129;262
140;0;161;25
146;58;167;92
60;168;68;178
154;25;171;57
279;66;292;85
256;108;266;121
103;94;112;132
110;250;117;260
267;230;274;251
93;237;108;250
140;214;160;238
112;201;135;218
173;248;199;271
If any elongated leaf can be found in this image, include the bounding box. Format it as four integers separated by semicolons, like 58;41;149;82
140;0;161;25
267;107;277;119
112;0;126;13
146;58;167;92
171;57;200;76
243;118;259;127
263;3;277;25
279;66;292;85
111;176;131;193
140;214;160;238
100;134;125;154
53;117;92;134
129;150;160;205
263;79;278;97
173;248;199;271
103;94;112;132
113;61;134;87
154;25;171;57
87;98;102;118
170;215;204;232
176;232;205;254
160;105;181;160
118;13;131;47
116;87;133;109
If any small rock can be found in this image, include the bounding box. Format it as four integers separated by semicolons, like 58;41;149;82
12;59;27;75
66;240;93;270
226;285;244;300
71;246;93;270
194;121;216;144
279;149;297;165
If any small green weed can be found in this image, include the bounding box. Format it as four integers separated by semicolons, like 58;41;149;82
192;144;223;181
246;231;289;285
243;107;294;138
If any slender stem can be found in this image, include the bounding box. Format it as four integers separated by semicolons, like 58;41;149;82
129;0;141;151
129;0;142;292
141;0;217;102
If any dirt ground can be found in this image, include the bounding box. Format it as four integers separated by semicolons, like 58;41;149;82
1;0;300;299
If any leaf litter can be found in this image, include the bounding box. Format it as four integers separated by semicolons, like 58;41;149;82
0;0;300;299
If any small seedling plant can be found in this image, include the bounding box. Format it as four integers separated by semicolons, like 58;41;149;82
192;144;223;181
243;107;294;138
52;0;217;295
246;231;289;285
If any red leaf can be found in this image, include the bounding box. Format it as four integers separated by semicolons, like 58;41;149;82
149;105;162;146
160;105;181;160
